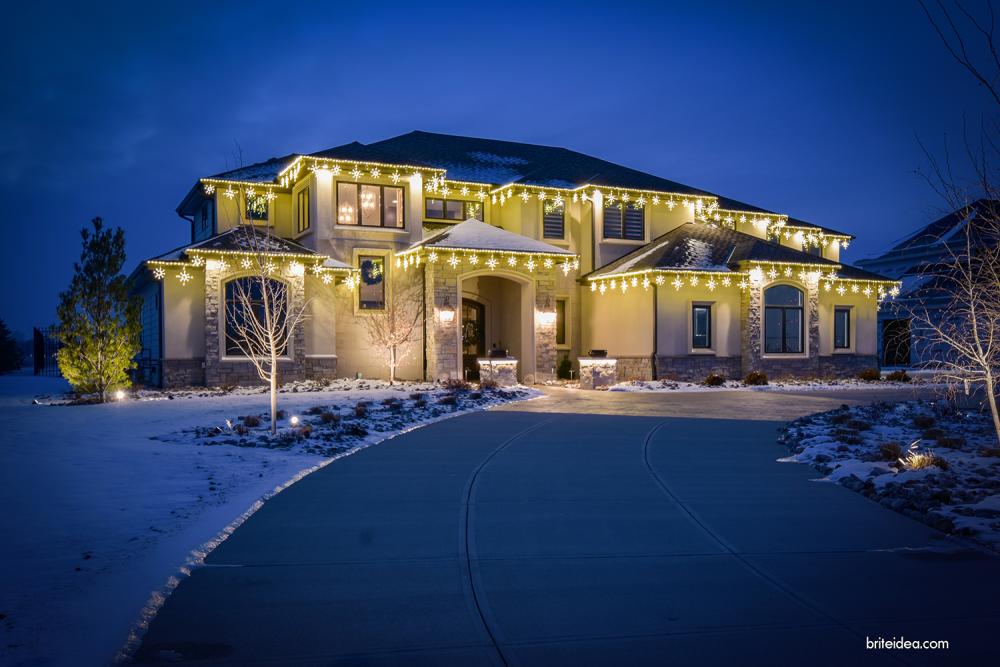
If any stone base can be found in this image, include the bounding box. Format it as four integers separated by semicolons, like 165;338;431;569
655;355;741;381
204;356;338;388
615;356;654;382
579;357;617;390
755;356;820;380
478;358;518;387
162;358;206;388
818;354;879;378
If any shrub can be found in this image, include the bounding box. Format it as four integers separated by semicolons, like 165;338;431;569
479;378;499;391
414;398;427;408
409;392;425;401
442;378;471;391
847;419;872;431
341;423;368;437
899;450;948;470
557;357;573;380
469;391;483;400
233;423;249;436
703;373;726;387
242;415;261;427
912;415;935;428
879;442;903;461
297;424;313;438
743;370;768;386
980;447;1000;458
354;402;368;418
922;428;945;440
275;409;286;420
885;369;910;382
830;413;851;425
857;368;881;382
936;436;965;449
437;394;458;406
304;406;324;415
319;411;339;425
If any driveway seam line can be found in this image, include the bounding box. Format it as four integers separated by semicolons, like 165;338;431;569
640;420;914;667
459;415;560;667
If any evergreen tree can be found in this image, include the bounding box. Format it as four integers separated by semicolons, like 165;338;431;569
56;218;141;401
0;319;23;373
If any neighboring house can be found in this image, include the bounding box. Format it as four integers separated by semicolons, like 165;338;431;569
131;130;898;387
856;199;999;368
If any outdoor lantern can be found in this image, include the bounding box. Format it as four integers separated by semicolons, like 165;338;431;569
538;295;557;326
438;297;456;324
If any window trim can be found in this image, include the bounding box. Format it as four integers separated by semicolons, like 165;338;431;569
336;181;405;229
555;296;570;349
763;284;806;355
352;248;392;315
833;305;852;351
221;275;292;360
295;187;310;235
243;191;270;223
691;303;713;351
424;196;484;222
543;200;566;240
602;202;646;241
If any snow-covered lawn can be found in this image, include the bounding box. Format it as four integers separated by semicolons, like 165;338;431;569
0;373;536;666
609;377;942;393
782;400;1000;551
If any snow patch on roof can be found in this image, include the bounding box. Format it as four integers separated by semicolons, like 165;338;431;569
413;219;574;255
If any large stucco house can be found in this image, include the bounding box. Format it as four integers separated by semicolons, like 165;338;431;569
131;131;899;388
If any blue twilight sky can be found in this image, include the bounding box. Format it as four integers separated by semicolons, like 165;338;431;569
0;0;993;337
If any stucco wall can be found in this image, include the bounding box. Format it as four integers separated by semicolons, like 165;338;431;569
162;273;205;359
817;290;878;356
581;286;654;356
655;283;741;357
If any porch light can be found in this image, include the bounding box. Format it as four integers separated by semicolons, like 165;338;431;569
438;297;456;324
537;296;557;326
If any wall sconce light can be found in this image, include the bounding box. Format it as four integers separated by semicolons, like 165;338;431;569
438;296;456;324
537;295;557;326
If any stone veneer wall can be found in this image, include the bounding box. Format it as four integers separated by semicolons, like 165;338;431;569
424;261;557;384
741;280;821;379
162;358;206;388
655;356;742;381
202;263;336;387
818;354;879;378
614;356;654;381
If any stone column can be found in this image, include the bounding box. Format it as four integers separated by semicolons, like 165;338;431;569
740;282;762;376
424;262;460;380
204;263;222;386
533;269;557;383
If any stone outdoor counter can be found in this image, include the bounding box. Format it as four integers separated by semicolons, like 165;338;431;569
578;357;617;390
478;357;519;386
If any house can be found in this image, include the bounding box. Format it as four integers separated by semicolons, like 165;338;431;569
856;199;999;368
131;130;899;388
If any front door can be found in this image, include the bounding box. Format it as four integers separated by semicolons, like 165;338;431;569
462;300;486;380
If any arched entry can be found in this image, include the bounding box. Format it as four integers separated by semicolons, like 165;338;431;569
458;270;536;382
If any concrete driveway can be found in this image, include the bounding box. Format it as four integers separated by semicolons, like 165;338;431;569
136;388;1000;665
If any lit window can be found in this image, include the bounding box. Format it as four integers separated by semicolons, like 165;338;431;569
834;307;851;349
692;305;712;349
338;183;403;228
245;192;268;222
358;256;385;310
603;203;644;240
764;285;804;353
425;197;483;222
224;277;287;356
296;189;310;233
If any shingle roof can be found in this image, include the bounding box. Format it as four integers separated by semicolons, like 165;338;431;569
586;223;891;280
406;218;575;256
148;227;352;269
887;199;1000;251
208;154;299;183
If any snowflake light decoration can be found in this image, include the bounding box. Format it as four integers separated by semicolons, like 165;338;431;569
152;267;165;280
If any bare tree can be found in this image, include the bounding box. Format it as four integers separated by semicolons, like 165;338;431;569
226;214;310;435
359;272;423;383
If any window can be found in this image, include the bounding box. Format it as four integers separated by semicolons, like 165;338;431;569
245;192;269;222
603;203;644;240
834;307;851;349
692;305;712;349
805;245;823;257
543;200;565;239
224;277;287;356
358;256;386;310
337;183;404;228
555;298;567;346
425;197;484;222
296;189;310;234
764;285;804;353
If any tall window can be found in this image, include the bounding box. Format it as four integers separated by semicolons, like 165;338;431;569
603;203;644;240
296;188;310;234
555;298;567;346
358;256;386;310
425;197;483;222
543;200;565;239
337;183;404;228
692;304;712;349
834;307;851;349
764;285;804;353
224;277;287;356
245;192;269;222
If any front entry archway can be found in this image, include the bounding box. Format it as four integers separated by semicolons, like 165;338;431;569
458;270;536;383
461;299;486;380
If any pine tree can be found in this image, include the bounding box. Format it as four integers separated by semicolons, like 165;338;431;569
56;218;141;401
0;319;23;374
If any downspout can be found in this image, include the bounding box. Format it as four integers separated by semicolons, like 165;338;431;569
177;212;195;243
652;283;658;380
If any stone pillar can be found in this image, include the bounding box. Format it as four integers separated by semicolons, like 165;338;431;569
740;282;762;376
579;357;617;389
204;263;222;386
533;269;557;383
424;262;460;380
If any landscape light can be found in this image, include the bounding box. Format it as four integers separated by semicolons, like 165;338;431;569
290;415;300;426
114;390;126;401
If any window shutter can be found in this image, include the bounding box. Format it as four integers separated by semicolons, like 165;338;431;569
623;205;645;240
543;206;565;239
603;205;623;238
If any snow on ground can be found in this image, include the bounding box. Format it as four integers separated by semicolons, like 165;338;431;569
0;372;536;666
609;377;941;393
782;399;1000;551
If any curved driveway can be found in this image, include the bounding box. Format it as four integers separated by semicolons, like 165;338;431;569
137;388;1000;665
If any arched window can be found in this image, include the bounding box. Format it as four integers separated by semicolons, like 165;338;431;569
764;285;804;353
224;277;288;356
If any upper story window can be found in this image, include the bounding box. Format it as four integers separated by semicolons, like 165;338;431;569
543;200;565;239
196;200;214;240
245;192;269;222
425;197;483;222
805;245;822;257
337;183;404;228
764;285;804;354
603;203;644;240
834;307;851;349
296;189;310;234
358;256;386;310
